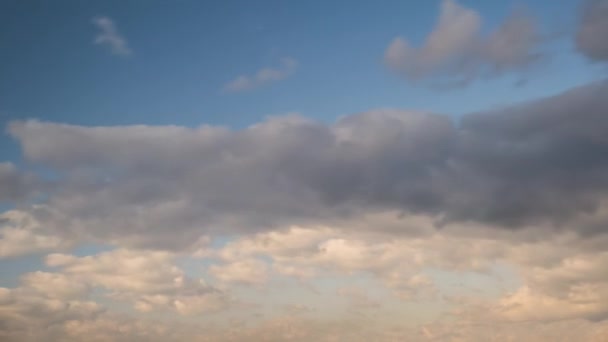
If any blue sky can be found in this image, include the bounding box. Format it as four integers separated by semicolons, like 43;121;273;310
0;0;597;133
2;0;608;340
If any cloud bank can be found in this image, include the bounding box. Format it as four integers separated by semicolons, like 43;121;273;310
4;80;608;251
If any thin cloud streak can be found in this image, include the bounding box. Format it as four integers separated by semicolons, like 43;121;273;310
222;57;298;93
93;16;132;57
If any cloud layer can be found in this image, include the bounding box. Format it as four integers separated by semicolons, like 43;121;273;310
3;77;607;341
2;1;608;340
4;80;608;252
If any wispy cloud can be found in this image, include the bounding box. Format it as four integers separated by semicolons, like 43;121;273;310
92;16;132;57
222;57;298;93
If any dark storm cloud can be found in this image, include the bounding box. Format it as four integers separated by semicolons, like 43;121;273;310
5;81;608;248
576;0;608;62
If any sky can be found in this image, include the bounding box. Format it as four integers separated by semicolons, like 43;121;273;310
1;0;608;341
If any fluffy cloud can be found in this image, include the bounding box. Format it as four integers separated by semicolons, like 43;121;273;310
0;286;104;342
42;248;231;315
3;222;608;340
384;0;542;85
223;57;298;93
4;80;608;252
0;210;68;258
577;0;608;62
92;16;132;56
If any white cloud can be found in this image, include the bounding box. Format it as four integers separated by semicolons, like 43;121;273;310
93;16;132;56
40;248;232;315
223;57;298;93
209;258;269;286
384;0;542;85
2;223;608;340
0;210;68;259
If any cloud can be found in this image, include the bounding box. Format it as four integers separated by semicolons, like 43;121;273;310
3;220;608;339
42;248;231;315
0;162;39;203
384;0;542;85
223;57;298;93
92;16;132;56
0;210;69;259
3;78;608;339
209;258;269;286
576;0;608;62
4;80;608;252
0;286;103;342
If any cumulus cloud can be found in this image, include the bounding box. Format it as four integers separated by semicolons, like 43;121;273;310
2;2;608;341
4;80;608;252
3;219;608;339
384;0;542;85
42;248;231;315
576;0;608;62
92;16;132;56
0;210;68;259
223;57;298;93
0;286;104;342
2;54;608;338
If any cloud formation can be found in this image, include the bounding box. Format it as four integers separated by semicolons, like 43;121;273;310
223;57;298;93
384;0;542;85
0;162;38;203
2;1;608;341
0;210;68;258
4;223;608;341
2;79;608;340
576;0;608;62
4;80;608;252
92;16;132;56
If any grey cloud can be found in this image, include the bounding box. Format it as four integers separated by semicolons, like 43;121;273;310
6;111;454;248
449;81;608;228
384;0;543;85
577;0;608;62
4;81;608;249
0;162;39;203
